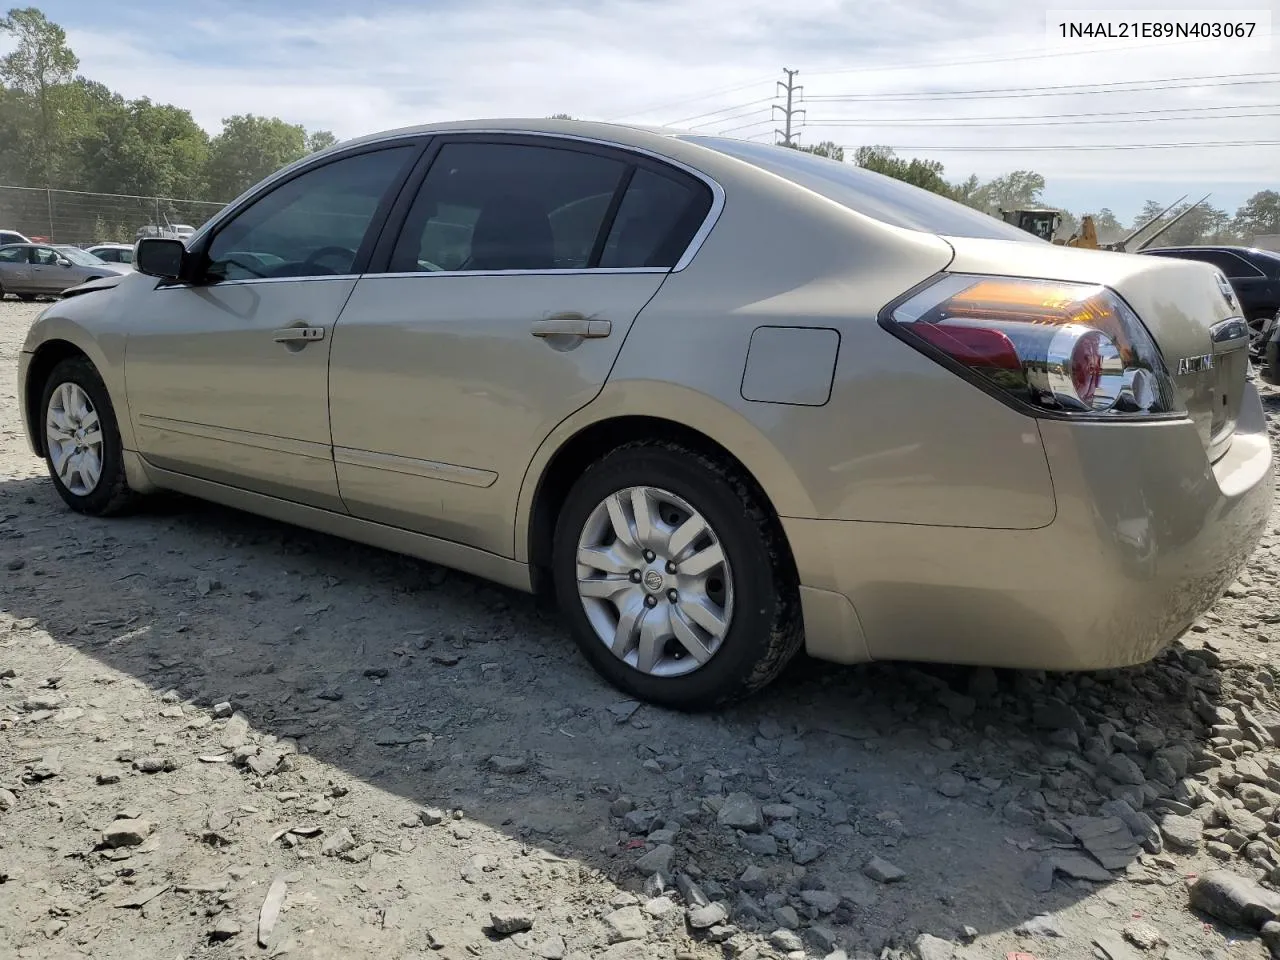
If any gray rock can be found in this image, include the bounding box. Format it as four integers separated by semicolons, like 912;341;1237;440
936;772;965;798
791;839;825;865
536;934;567;959
1068;816;1139;870
1033;698;1086;735
132;756;175;774
806;925;840;953
636;843;674;875
914;933;955;960
491;908;535;935
1016;915;1063;937
1103;754;1146;786
676;873;709;908
769;929;805;952
1189;870;1280;931
863;856;905;883
1051;853;1113;882
1100;799;1162;854
598;944;648;960
762;803;797;820
688;902;728;929
603;906;648;943
101;819;153;848
769;821;800;842
738;865;767;892
210;918;241;941
212;701;233;718
718;793;764;833
772;905;800;928
623;809;658;834
220;713;250;750
461;854;495;882
739;834;778;856
643;896;676;918
800;890;841;914
419;807;446;826
487;755;529;774
320;827;357;857
1161;814;1204;852
1123;921;1165;951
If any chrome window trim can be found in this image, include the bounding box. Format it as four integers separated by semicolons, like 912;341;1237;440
188;128;725;275
154;274;361;291
153;266;672;291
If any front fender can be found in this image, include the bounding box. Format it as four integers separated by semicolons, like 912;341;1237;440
19;293;135;454
512;378;818;564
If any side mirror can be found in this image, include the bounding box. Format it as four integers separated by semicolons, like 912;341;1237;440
56;257;72;267
135;237;187;280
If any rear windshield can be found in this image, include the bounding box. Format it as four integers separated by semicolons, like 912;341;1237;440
681;135;1038;242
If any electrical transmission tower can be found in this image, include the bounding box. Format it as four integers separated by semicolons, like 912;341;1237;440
773;68;805;146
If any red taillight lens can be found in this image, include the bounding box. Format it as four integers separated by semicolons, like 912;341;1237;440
887;275;1182;417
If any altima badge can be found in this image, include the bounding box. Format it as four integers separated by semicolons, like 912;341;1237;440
1177;354;1214;375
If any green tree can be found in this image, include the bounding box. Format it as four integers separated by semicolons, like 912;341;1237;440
971;170;1046;215
547;113;575;120
795;140;844;161
205;114;308;200
306;129;337;153
74;94;209;198
0;6;78;183
1233;190;1280;239
853;145;952;197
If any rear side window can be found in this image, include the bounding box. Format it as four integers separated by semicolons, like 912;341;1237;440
0;246;25;263
599;167;712;268
682;135;1036;242
389;141;629;273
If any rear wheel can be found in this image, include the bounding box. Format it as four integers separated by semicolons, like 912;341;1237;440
40;356;134;516
551;441;803;710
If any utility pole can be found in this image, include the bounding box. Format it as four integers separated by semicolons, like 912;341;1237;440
773;68;804;147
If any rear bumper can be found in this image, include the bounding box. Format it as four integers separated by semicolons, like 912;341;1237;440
786;385;1274;670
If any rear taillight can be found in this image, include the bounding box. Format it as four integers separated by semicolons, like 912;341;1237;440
885;274;1184;418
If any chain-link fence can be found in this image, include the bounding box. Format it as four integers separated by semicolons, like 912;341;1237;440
0;185;227;246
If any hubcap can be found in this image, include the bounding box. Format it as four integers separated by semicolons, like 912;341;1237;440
45;382;104;497
575;485;734;678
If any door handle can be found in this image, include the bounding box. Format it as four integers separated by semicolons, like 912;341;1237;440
272;326;325;343
530;316;612;339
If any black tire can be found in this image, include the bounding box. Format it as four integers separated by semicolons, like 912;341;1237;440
39;356;134;516
551;440;803;710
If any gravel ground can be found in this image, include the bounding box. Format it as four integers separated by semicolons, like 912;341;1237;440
5;295;1280;960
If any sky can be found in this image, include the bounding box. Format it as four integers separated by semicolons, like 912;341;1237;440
8;0;1280;222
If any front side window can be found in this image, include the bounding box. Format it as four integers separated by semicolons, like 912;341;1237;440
205;146;415;282
389;141;628;273
32;247;59;265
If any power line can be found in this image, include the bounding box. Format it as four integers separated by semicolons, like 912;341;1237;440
804;71;1280;103
667;97;776;127
800;102;1280;125
843;139;1280;152
802;36;1266;79
774;69;804;146
807;110;1280;128
605;76;776;122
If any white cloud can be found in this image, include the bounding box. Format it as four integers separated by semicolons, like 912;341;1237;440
5;0;1277;219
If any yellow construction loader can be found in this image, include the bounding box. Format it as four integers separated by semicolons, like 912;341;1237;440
1001;194;1211;252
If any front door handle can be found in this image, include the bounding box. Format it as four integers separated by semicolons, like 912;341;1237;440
272;326;325;343
530;316;612;339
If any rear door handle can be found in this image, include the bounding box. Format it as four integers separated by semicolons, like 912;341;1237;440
272;326;325;343
530;316;612;339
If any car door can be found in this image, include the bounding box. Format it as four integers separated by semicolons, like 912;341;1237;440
328;135;716;555
28;245;67;293
124;140;423;511
0;244;32;292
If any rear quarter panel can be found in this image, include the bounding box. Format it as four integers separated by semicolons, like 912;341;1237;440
526;155;1060;532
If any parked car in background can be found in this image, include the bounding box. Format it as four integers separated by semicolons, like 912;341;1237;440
0;242;131;300
1141;245;1280;365
86;243;134;265
135;224;194;242
13;119;1274;708
0;228;30;246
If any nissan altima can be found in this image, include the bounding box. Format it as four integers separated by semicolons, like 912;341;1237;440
15;119;1273;709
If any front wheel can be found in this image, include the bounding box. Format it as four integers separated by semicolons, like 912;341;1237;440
40;356;134;515
551;441;803;710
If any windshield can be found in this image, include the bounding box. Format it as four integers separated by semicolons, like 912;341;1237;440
681;136;1038;242
56;246;107;266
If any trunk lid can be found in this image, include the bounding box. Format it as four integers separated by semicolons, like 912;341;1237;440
942;237;1247;459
